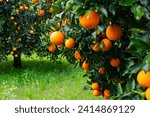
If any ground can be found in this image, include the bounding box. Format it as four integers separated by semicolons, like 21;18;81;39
0;54;101;100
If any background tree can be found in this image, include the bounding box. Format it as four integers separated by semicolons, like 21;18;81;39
0;0;53;68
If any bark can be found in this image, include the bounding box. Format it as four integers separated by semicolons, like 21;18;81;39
13;52;22;68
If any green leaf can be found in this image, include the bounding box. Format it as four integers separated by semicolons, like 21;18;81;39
144;54;150;65
131;79;135;90
117;83;123;95
100;7;108;17
120;0;134;6
72;5;81;13
131;38;150;53
65;0;74;11
109;5;116;15
85;9;91;18
131;4;144;20
129;63;143;74
92;31;97;39
141;32;150;43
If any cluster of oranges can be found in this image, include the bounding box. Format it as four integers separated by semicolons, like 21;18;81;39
91;83;110;99
48;9;123;99
10;47;19;58
137;70;150;100
15;5;29;13
78;10;123;98
49;31;76;52
79;9;122;70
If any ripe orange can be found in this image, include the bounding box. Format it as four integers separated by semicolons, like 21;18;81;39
10;16;14;20
82;61;90;72
102;38;112;51
18;38;22;42
14;54;18;58
79;10;100;29
13;47;17;51
65;38;75;49
38;10;45;16
93;90;102;96
50;31;65;45
145;87;150;100
19;6;24;10
110;58;120;67
91;83;101;90
30;30;35;35
74;51;83;60
99;67;105;74
103;89;110;99
16;9;19;13
48;45;57;52
32;0;39;4
137;70;150;87
24;5;29;10
91;43;101;51
14;22;17;26
106;24;122;41
10;51;14;55
49;7;54;13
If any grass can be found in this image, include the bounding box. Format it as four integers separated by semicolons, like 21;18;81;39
0;55;101;100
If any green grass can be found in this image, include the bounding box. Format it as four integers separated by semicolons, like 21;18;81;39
0;55;101;100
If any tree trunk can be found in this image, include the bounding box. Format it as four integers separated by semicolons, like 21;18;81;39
13;52;22;68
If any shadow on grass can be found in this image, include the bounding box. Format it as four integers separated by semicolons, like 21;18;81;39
0;59;71;75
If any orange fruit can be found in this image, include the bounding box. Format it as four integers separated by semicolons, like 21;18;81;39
32;0;39;4
82;61;90;72
93;90;102;96
30;30;35;35
24;5;29;10
19;6;24;10
49;7;54;13
10;51;14;55
106;24;122;41
91;83;101;90
14;22;17;26
99;67;105;74
74;51;83;60
65;38;75;49
91;43;101;51
13;47;17;51
101;38;112;51
137;70;150;87
14;54;18;58
79;10;100;29
38;10;45;16
50;31;65;45
16;9;19;13
48;45;57;52
10;16;14;20
145;87;150;100
110;58;120;67
103;89;110;99
18;38;22;42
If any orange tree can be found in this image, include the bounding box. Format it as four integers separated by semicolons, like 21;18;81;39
0;0;54;68
48;0;150;99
